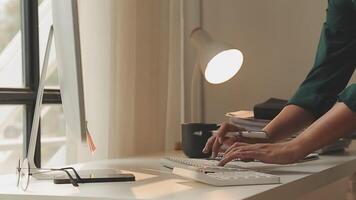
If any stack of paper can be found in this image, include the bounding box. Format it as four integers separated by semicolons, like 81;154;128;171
226;110;270;131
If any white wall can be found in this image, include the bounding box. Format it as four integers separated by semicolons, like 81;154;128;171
200;0;356;123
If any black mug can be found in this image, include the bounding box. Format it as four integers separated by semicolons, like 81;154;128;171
181;123;218;158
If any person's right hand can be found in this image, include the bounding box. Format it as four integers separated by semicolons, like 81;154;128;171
202;122;269;158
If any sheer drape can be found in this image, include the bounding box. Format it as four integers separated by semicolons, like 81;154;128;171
79;0;184;159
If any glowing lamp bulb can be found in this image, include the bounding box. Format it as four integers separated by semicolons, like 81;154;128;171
205;49;243;84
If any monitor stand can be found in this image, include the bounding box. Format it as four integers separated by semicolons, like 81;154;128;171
26;26;128;181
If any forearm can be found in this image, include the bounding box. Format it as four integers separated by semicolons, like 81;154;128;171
291;102;356;158
263;105;315;142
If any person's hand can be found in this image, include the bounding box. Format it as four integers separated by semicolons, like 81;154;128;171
218;141;304;166
202;122;269;158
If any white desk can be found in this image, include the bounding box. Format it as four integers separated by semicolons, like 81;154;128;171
1;150;356;200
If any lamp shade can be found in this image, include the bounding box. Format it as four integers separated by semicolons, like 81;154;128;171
191;28;243;84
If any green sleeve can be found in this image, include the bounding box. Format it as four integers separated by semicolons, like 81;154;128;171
338;84;356;113
288;0;356;118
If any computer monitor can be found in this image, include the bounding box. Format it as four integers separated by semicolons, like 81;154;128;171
51;0;87;143
23;0;130;182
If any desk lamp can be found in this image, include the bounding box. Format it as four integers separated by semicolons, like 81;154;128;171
190;28;243;84
181;27;243;157
189;27;243;122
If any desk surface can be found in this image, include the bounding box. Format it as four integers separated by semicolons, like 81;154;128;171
1;149;356;200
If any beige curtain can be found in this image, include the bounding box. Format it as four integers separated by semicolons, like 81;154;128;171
79;0;184;160
108;0;184;157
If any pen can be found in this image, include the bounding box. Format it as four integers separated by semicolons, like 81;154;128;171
212;130;269;139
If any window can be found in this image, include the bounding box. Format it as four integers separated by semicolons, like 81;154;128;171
0;0;22;88
0;0;62;174
0;106;23;174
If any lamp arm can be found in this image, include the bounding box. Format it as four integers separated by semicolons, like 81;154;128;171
190;61;204;123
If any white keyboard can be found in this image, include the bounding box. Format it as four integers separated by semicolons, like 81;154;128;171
161;156;244;171
173;167;280;186
161;157;280;186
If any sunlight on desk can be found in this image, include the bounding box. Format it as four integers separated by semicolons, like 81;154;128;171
131;179;192;199
29;180;80;195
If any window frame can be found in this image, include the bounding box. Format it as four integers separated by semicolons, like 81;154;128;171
0;0;61;168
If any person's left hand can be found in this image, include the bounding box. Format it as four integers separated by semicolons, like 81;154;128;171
218;141;304;166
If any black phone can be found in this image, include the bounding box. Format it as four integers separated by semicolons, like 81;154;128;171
53;173;135;184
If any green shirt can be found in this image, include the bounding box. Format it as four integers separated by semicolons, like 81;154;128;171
288;0;356;118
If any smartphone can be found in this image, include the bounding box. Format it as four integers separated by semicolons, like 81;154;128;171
53;173;135;184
